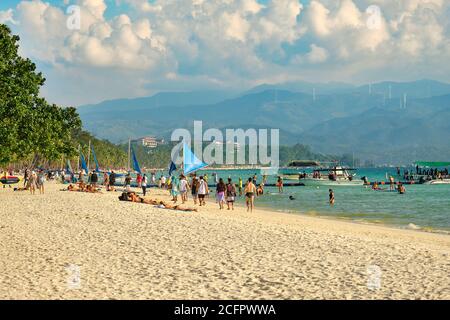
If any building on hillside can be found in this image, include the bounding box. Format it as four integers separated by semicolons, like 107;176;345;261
134;136;165;148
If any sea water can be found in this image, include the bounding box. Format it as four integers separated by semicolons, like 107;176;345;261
191;168;450;232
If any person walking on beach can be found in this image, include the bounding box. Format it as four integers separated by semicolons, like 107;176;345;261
191;176;198;205
179;175;189;204
125;173;132;192
170;175;180;203
238;177;243;196
226;178;236;210
244;178;256;212
329;189;335;205
23;168;29;188
197;176;208;206
90;170;98;189
28;171;37;195
136;173;142;188
151;172;156;185
216;178;226;210
109;171;116;192
142;174;148;196
37;170;45;194
103;172;109;190
161;175;166;189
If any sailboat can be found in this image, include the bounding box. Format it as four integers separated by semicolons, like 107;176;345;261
183;143;208;175
131;146;142;175
79;151;88;174
91;144;100;172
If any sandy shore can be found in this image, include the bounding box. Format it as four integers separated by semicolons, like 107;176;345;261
0;181;449;299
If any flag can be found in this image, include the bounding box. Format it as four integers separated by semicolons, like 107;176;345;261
183;143;208;174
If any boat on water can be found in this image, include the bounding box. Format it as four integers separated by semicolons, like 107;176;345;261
281;161;363;186
413;161;450;185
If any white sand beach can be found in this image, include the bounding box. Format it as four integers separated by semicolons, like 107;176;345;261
0;181;449;299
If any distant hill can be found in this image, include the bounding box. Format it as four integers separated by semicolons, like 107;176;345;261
354;79;450;99
77;80;450;164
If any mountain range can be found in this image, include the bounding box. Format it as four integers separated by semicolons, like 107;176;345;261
76;79;450;164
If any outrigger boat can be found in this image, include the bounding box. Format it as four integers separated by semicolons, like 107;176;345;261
281;161;363;186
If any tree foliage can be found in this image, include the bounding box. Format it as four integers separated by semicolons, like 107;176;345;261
0;24;81;165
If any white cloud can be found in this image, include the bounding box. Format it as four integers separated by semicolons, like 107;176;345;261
307;44;329;63
2;0;449;105
0;9;16;24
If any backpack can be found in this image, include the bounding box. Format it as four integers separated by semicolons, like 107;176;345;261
226;183;235;197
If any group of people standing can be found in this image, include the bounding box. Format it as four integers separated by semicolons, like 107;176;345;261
141;172;262;213
22;168;45;194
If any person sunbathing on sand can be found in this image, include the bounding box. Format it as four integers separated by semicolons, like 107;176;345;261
118;192;198;212
67;184;79;191
66;183;100;193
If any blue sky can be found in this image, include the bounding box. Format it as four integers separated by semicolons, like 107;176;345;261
1;0;449;106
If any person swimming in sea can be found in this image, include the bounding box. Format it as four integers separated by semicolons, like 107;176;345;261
289;195;295;200
398;183;406;194
329;189;335;205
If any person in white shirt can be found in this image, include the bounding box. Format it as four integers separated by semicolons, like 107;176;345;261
142;174;148;196
197;176;209;206
179;175;190;204
161;175;166;189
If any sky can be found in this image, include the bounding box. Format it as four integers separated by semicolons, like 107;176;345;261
1;0;449;106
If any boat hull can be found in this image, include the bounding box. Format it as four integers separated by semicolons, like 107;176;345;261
423;179;450;185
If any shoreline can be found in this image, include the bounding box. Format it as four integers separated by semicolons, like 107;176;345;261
259;205;450;236
1;181;449;299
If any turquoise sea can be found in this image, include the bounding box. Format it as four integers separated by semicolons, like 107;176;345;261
185;168;450;232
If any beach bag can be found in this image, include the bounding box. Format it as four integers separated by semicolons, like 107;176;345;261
118;192;129;201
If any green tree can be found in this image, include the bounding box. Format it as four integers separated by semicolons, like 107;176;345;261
0;24;81;165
